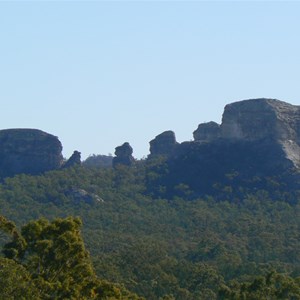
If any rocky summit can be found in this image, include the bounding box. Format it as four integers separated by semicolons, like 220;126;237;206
149;130;178;157
220;98;300;167
0;128;63;178
146;98;300;197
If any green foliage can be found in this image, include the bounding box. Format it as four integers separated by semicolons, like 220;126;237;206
0;257;40;299
0;165;299;299
0;216;142;300
219;271;300;299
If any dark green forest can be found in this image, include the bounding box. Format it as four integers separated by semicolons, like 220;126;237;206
0;163;300;299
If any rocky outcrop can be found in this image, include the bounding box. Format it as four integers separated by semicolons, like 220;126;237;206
0;128;63;178
220;99;300;167
65;188;104;205
113;142;134;167
146;99;300;198
149;131;178;157
193;121;221;142
191;99;300;168
63;151;81;168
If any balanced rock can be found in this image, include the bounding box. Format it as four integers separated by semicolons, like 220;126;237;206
113;142;134;167
0;128;63;178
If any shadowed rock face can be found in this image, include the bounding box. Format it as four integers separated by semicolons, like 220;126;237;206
191;99;300;168
193;121;221;142
63;151;81;168
149;131;178;157
113;142;134;167
147;99;300;197
0;129;63;178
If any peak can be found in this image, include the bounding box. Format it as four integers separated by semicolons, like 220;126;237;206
0;128;57;138
226;98;297;109
149;130;178;157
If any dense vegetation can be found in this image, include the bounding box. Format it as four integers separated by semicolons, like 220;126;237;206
0;216;141;299
0;162;299;299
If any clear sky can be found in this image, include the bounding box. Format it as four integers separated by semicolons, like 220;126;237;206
1;1;300;159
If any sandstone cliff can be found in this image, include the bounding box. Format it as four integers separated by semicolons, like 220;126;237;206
146;98;300;198
220;99;300;167
192;98;300;168
0;129;63;178
149;131;178;157
193;121;221;142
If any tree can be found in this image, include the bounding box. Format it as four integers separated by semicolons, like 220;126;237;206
1;216;143;300
219;271;300;299
0;257;40;299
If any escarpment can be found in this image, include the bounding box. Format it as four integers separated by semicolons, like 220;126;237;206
0;129;63;178
146;99;300;197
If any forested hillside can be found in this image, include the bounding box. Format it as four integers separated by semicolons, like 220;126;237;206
0;164;299;299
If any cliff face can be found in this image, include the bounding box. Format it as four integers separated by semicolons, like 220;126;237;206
193;121;221;142
146;99;300;197
149;131;178;157
191;99;300;168
221;99;300;140
220;99;300;167
0;129;63;178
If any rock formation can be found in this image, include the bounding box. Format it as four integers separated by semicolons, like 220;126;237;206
146;98;300;198
0;128;63;178
63;151;81;168
191;99;300;168
65;188;104;205
149;130;178;157
193;121;221;142
113;142;134;167
220;98;300;167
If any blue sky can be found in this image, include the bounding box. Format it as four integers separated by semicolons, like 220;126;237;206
1;1;300;159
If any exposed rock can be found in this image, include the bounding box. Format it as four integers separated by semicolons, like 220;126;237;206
113;142;134;167
145;98;300;198
220;98;300;167
63;151;81;168
65;188;104;205
193;121;221;141
0;128;63;178
149;130;178;157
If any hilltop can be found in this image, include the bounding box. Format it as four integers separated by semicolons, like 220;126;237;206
1;98;300;199
0;100;300;299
